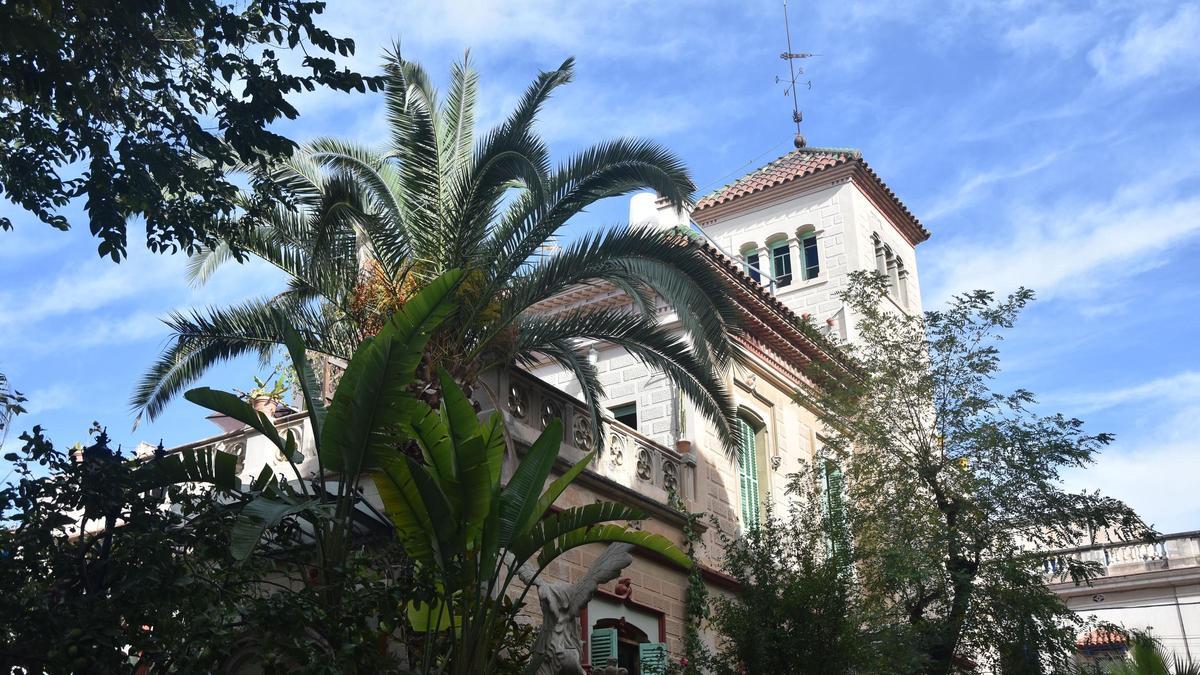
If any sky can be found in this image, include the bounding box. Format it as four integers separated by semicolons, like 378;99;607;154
2;0;1198;532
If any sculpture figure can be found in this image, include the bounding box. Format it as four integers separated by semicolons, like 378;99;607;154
517;542;635;675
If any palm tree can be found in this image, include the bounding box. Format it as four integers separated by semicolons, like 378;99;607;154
132;47;741;449
1106;633;1200;675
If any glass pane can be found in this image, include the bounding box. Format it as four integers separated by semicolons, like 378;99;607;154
802;235;819;280
609;403;637;430
771;243;792;287
744;253;761;283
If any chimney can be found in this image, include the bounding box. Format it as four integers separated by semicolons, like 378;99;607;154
628;193;693;231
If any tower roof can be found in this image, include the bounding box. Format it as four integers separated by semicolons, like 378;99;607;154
693;147;930;245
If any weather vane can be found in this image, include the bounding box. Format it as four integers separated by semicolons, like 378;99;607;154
779;0;815;148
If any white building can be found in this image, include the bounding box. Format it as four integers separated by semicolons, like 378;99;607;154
1048;532;1200;664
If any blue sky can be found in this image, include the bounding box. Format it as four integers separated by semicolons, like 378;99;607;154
2;1;1198;532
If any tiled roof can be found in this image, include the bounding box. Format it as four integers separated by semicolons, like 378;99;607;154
692;146;931;244
694;147;861;211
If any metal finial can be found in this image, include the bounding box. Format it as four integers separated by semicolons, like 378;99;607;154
780;1;814;146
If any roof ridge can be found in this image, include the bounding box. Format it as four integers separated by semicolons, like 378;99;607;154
694;146;861;210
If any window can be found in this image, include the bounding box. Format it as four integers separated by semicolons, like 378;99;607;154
770;241;792;287
800;231;820;280
897;260;910;307
823;459;851;568
886;250;900;298
610;402;637;430
590;617;667;674
873;234;887;277
743;250;762;283
736;417;761;529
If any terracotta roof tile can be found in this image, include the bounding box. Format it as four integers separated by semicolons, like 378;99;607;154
694;147;861;211
692;147;931;245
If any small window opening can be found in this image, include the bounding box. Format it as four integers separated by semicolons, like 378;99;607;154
771;241;792;287
610;403;638;430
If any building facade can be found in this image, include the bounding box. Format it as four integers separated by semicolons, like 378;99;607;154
1048;532;1200;664
164;146;932;672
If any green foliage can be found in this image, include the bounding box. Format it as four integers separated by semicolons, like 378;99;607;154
131;48;742;452
0;424;413;673
705;482;873;675
798;271;1151;674
173;270;689;673
0;371;25;447
1105;633;1200;675
376;369;690;674
0;1;382;260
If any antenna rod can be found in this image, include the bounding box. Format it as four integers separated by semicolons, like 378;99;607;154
777;0;806;147
782;0;803;137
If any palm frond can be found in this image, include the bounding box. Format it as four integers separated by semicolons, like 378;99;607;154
131;299;353;424
514;308;738;453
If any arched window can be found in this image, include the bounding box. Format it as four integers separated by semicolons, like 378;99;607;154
896;259;910;307
797;226;820;281
766;235;792;288
736;413;765;529
873;234;887;277
740;243;762;283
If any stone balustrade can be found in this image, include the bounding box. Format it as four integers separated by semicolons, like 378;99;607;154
1043;532;1200;578
478;367;698;509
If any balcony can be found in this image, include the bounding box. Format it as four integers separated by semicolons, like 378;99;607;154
1043;532;1200;580
476;367;698;511
178;365;697;518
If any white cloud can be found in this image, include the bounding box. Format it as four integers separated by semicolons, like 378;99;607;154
1003;10;1102;57
22;384;76;416
1087;4;1200;87
924;162;1200;303
1049;371;1200;415
1066;439;1200;534
923;152;1061;222
1055;370;1200;533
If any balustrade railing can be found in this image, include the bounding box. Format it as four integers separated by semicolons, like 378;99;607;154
313;360;696;508
491;368;696;507
1043;533;1200;580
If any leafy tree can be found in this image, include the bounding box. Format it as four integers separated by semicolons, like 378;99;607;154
0;421;424;672
799;272;1150;674
130;48;742;451
179;269;691;673
0;371;24;447
0;0;381;260
705;478;872;675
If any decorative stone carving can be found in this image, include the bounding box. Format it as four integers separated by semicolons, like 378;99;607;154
231;442;247;474
662;459;679;495
508;384;528;419
517;543;635;675
572;413;593;449
608;432;625;468
541;399;562;430
635;447;653;481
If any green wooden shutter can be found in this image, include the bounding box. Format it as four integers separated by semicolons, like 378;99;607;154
639;642;669;674
824;460;850;569
590;628;618;669
737;418;760;529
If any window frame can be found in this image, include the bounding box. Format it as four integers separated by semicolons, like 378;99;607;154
736;414;764;529
769;239;792;287
799;230;820;281
609;402;638;431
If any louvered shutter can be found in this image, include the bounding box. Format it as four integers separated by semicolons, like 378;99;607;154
824;460;851;569
737;418;760;529
590;628;618;669
639;642;669;674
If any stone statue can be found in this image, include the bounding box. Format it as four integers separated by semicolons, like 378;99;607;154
517;542;635;675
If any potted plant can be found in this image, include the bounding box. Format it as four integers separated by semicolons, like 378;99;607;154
238;374;290;418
